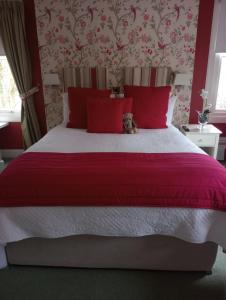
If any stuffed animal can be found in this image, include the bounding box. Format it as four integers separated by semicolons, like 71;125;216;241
123;113;138;134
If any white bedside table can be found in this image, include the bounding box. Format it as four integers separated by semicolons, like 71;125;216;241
180;124;222;159
0;122;9;164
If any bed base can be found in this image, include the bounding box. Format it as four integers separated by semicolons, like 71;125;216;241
6;235;218;272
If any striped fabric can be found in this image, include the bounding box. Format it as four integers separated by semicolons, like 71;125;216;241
123;67;174;87
63;67;108;91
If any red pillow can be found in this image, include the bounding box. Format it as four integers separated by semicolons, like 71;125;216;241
122;97;133;113
124;86;171;128
87;98;125;133
67;87;111;128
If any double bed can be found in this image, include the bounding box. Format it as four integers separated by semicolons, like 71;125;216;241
1;124;226;271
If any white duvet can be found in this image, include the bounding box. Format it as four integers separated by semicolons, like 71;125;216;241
0;125;225;268
28;124;204;154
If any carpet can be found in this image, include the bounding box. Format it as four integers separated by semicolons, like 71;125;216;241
0;249;225;300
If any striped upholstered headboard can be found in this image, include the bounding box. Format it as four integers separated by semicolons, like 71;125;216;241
123;67;174;87
63;67;108;90
63;66;174;91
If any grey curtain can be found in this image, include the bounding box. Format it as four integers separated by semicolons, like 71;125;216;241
0;1;41;148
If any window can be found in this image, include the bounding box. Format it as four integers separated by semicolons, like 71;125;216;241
205;0;226;123
0;56;20;112
216;54;226;110
0;56;21;121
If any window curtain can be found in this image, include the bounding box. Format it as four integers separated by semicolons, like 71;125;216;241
0;1;41;148
214;0;226;53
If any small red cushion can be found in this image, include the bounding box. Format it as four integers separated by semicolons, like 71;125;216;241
124;86;171;128
87;98;125;133
67;87;111;128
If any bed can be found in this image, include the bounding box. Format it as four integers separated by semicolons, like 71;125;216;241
0;125;226;271
1;66;226;272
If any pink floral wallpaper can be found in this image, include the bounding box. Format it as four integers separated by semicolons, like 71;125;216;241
35;0;199;129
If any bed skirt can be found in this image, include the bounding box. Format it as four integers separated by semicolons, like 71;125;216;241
6;235;218;272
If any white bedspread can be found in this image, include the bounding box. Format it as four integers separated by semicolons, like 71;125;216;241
1;125;225;268
28;125;204;154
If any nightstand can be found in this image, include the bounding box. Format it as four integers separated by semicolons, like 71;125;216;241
0;122;9;165
180;124;222;159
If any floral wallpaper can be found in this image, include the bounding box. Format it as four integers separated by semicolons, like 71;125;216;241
35;0;199;129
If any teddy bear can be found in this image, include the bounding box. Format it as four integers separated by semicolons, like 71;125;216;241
123;113;138;134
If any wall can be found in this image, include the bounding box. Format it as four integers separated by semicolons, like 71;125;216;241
0;123;23;149
189;0;214;124
1;0;225;150
214;124;226;137
189;0;226;138
35;0;199;129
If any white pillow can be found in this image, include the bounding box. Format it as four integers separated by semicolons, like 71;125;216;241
62;93;69;125
166;95;177;126
62;93;177;126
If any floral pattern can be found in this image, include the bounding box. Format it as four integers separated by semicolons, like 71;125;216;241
35;0;199;129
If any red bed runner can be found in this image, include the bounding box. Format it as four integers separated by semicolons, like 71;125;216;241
0;152;226;210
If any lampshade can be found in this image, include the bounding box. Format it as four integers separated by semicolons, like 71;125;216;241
174;73;192;86
43;73;60;85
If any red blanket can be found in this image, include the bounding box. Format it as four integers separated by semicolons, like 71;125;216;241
0;152;226;210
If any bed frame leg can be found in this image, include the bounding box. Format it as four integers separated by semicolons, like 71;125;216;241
205;270;212;275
